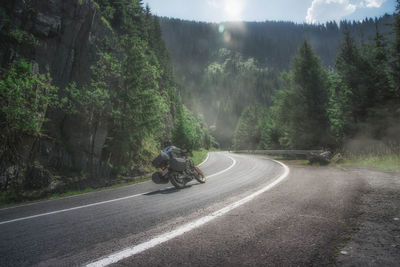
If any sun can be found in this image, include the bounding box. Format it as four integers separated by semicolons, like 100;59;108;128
224;0;244;21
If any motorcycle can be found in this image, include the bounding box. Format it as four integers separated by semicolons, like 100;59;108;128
151;151;206;189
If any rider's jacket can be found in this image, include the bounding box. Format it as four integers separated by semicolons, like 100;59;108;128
162;146;184;159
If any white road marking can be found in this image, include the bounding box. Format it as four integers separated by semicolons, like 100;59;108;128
85;157;290;267
0;153;235;226
0;192;149;225
206;154;236;178
197;152;210;167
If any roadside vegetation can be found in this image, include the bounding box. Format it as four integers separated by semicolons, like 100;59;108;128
0;0;218;203
0;148;212;208
161;2;400;159
190;149;214;166
230;1;400;170
340;143;400;171
341;155;400;172
232;15;400;151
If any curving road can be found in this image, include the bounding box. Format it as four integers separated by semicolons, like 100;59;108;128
0;152;287;267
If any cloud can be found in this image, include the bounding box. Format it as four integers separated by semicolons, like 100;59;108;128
306;0;356;23
306;0;386;23
361;0;385;8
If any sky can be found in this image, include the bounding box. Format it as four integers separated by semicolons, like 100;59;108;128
143;0;397;24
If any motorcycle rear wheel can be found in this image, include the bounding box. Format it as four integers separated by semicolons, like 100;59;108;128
170;174;187;189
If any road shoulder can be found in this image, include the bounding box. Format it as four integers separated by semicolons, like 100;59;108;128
336;167;400;266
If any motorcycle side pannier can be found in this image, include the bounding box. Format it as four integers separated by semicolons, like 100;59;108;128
152;151;169;168
169;158;187;172
151;172;169;184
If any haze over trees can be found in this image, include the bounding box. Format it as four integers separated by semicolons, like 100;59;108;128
159;7;399;150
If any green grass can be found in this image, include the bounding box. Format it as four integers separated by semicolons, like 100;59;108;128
341;154;400;172
190;149;213;166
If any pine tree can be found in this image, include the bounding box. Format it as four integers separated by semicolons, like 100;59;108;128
391;0;400;97
365;21;392;104
172;104;212;150
327;73;353;146
284;40;331;148
233;105;264;150
103;0;169;168
335;29;373;124
172;104;193;150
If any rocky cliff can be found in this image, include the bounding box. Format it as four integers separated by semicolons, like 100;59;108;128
0;0;122;195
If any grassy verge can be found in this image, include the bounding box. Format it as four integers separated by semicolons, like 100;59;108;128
340;154;400;172
191;149;211;166
0;149;214;208
50;176;151;199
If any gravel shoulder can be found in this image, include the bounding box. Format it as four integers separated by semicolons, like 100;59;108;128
116;160;399;266
336;166;400;266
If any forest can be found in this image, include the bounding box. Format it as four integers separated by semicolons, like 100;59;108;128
0;0;214;201
0;0;399;202
159;5;400;150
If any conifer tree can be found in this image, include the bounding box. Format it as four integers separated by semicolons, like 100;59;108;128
102;0;168;168
335;30;373;123
392;0;400;97
366;21;392;104
327;73;353;146
283;40;331;148
233;105;268;150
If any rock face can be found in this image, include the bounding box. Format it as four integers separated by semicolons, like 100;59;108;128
0;0;119;190
34;12;62;37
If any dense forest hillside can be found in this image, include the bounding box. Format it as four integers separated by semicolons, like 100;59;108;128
0;0;213;201
159;14;398;148
161;16;394;71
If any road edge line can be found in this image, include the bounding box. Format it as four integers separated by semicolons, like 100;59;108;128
206;154;236;178
85;158;290;267
197;152;210;167
0;153;235;226
0;192;152;226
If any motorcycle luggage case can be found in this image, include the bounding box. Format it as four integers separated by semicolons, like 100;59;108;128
169;158;187;172
152;172;169;184
152;152;169;168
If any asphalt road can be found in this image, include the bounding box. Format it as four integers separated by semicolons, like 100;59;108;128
0;152;285;266
115;157;366;267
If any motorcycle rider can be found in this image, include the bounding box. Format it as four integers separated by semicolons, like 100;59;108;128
162;140;187;159
152;140;205;188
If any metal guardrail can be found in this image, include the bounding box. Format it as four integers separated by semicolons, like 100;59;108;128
232;150;323;156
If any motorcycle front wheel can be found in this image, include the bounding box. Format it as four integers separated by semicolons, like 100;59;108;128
194;166;206;183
